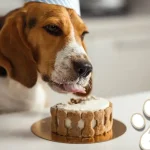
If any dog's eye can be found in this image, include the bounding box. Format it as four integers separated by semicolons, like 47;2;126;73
43;25;62;36
81;31;89;40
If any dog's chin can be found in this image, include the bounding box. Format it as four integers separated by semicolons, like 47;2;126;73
49;83;68;93
48;80;86;94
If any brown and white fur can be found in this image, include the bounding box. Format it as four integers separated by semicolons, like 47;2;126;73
0;2;92;113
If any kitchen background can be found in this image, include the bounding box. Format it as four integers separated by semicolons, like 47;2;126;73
0;0;150;98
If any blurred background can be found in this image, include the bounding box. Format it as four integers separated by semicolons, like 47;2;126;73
0;0;150;98
81;0;150;97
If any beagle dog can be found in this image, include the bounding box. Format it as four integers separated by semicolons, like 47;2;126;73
0;2;92;113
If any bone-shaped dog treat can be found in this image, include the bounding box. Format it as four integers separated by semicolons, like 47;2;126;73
104;104;113;132
82;112;95;137
94;110;105;135
50;107;57;132
57;109;67;136
67;111;81;137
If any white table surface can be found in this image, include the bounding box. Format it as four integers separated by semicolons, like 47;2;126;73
0;92;150;150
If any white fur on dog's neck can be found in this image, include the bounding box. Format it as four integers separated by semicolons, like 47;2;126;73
0;74;47;113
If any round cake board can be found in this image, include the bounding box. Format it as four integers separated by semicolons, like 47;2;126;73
31;117;126;144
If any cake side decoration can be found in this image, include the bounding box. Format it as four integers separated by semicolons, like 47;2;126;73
50;96;113;137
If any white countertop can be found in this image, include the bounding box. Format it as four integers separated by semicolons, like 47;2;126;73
1;92;150;150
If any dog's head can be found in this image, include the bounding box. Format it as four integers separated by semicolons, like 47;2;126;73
0;2;93;96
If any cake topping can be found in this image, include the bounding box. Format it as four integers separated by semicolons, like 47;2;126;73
55;96;109;111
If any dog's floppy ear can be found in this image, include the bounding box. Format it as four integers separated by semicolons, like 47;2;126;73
0;16;5;29
75;76;92;97
0;10;37;87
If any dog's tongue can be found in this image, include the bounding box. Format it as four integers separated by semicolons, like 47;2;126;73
63;84;86;93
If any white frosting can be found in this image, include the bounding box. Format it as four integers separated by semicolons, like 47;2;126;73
64;118;96;129
65;118;71;128
56;97;109;111
78;119;84;129
92;119;97;128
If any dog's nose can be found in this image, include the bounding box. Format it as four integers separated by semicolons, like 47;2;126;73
73;61;93;77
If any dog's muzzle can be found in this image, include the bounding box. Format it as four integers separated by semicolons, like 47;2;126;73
42;60;93;94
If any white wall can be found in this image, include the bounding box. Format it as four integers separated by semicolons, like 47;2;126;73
0;0;24;15
85;16;150;97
